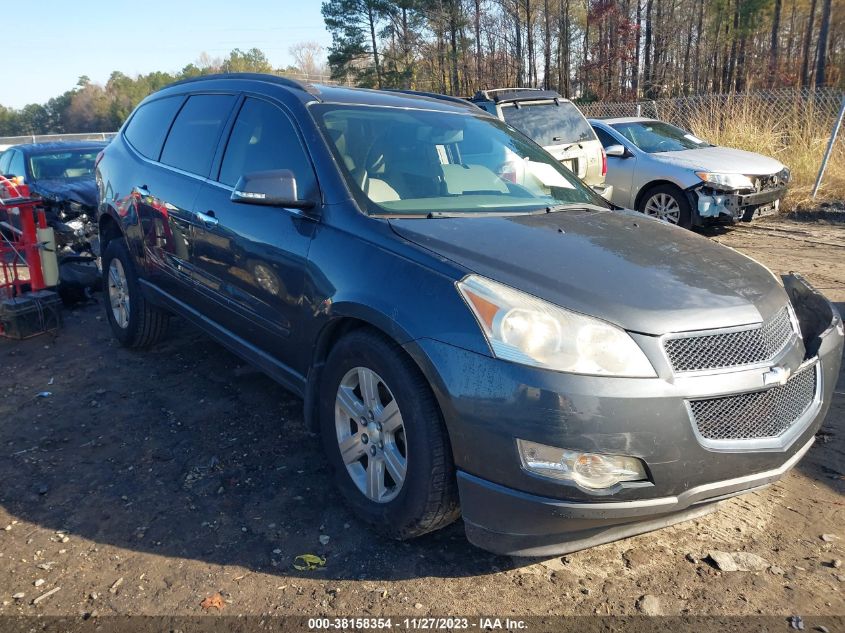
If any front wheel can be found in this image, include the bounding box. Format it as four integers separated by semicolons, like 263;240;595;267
638;184;692;228
319;329;460;539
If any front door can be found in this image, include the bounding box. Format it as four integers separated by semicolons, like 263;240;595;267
190;96;320;374
593;126;637;208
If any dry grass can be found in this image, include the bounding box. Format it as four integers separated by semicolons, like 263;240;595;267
680;94;845;210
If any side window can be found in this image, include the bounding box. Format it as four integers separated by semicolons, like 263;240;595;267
124;96;183;160
8;151;25;178
160;94;236;176
218;97;317;199
0;151;12;175
594;127;619;149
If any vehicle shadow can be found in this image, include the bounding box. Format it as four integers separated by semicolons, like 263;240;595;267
0;301;513;581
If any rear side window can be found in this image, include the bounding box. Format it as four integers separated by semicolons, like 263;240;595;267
502;101;596;146
218;97;317;198
124;96;183;160
161;94;236;176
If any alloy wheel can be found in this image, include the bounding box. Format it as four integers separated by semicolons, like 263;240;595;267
334;367;407;503
643;192;681;224
108;258;130;329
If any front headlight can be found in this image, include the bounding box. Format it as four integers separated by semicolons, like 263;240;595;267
457;275;656;377
695;172;754;189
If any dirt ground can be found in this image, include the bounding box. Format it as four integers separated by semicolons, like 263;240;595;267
0;214;843;626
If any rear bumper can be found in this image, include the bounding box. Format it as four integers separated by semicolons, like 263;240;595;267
459;437;813;556
590;183;614;201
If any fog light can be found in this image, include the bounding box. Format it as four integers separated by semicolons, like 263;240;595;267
517;439;647;489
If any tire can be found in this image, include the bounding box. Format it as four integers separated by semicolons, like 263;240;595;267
102;238;168;348
638;184;692;228
319;329;460;539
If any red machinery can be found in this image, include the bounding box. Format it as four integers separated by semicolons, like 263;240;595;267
0;175;48;297
0;175;62;338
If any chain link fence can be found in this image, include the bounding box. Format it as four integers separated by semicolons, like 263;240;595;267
580;88;845;129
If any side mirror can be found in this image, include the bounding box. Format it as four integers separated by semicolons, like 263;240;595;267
231;169;316;210
605;144;629;158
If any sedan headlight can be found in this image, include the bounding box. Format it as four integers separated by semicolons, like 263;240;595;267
457;275;656;377
694;172;754;189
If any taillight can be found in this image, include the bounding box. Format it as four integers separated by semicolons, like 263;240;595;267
601;148;607;177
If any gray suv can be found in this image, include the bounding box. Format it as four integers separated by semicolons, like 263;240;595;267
96;74;843;556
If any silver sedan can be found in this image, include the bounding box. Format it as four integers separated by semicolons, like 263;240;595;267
589;117;790;228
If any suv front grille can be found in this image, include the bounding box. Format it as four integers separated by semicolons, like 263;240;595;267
689;363;817;441
664;306;794;373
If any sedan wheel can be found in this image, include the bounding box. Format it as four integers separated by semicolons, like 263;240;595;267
107;258;130;329
643;192;681;224
334;366;407;504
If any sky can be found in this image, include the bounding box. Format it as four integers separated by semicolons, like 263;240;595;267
3;0;332;109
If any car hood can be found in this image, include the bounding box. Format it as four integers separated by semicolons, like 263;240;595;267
651;146;784;175
32;178;97;209
389;209;788;335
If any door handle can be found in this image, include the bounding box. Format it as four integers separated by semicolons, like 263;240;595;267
196;210;219;227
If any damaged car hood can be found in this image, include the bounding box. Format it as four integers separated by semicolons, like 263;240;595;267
390;208;788;335
32;178;98;209
651;146;784;175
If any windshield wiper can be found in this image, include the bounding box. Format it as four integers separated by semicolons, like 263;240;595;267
544;202;609;213
425;209;546;218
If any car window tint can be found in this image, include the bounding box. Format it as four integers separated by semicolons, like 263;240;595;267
161;94;236;176
8;151;25;178
218;97;317;198
502;101;595;146
0;151;11;175
593;127;618;149
124;96;183;160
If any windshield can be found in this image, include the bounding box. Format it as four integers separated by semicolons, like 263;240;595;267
28;150;98;180
501;101;596;146
311;103;603;216
611;121;713;153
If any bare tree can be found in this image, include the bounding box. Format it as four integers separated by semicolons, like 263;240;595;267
289;41;328;77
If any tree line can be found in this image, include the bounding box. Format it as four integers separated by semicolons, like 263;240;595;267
1;1;840;136
322;0;842;99
0;47;325;137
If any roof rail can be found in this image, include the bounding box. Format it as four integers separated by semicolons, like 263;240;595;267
471;88;564;104
382;89;475;106
162;72;319;96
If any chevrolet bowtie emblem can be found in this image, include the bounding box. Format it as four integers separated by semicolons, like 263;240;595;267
762;365;791;387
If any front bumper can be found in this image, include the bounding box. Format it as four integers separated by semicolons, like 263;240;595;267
404;277;843;556
693;184;788;223
459;438;813;556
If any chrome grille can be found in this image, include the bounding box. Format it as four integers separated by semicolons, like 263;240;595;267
689;364;817;441
664;307;794;372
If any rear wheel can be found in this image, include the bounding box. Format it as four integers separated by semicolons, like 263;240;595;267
319;329;460;539
638;184;692;228
102;238;168;348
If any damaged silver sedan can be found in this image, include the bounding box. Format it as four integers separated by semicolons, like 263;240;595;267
590;117;789;228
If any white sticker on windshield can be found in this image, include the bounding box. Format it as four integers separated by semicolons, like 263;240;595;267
523;160;575;189
684;134;705;144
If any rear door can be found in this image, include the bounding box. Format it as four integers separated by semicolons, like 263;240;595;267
500;100;598;181
190;95;319;372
